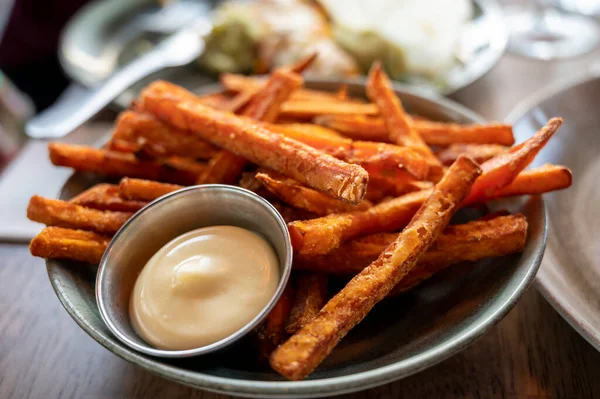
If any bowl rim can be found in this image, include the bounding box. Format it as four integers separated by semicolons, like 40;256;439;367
95;184;294;358
46;78;547;398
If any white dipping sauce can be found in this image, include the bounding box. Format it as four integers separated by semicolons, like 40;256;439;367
130;225;280;350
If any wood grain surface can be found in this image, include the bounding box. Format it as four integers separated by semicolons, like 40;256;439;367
2;27;600;399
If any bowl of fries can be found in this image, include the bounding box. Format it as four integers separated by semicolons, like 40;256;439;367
29;60;571;397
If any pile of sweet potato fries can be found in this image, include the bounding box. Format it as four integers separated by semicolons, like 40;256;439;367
27;56;571;380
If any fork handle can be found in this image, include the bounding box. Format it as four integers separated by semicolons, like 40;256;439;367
25;51;167;139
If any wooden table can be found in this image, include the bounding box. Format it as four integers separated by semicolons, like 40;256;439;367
2;50;600;399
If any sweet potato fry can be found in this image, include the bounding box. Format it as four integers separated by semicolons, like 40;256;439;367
222;89;257;113
198;69;303;185
313;114;389;142
277;123;343;139
285;272;328;334
389;214;527;295
279;101;379;120
464;117;563;204
366;63;440;170
48;142;204;185
256;171;372;216
220;73;355;103
468;164;572;203
70;184;147;212
436;144;509;166
367;173;430;198
109;111;219;160
412;120;515;147
293;214;528;279
257;283;295;362
27;196;131;235
106;139;140;154
271;156;481;380
220;73;263;93
29;227;111;264
271;202;318;224
118;178;182;202
197;151;250;185
287;53;318;74
195;92;230;109
315;114;515;147
291;153;567;256
266;123;435;181
241;69;303;123
139;82;369;204
288;189;430;256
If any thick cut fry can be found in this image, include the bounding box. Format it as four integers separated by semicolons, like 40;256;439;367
277;123;343;139
369;174;433;198
118;178;182;202
293;214;527;282
29;227;110;264
272;202;318;224
291;151;567;256
279;101;379;119
48;142;204;185
197;151;250;185
27;196;131;235
222;89;257;113
257;283;295;362
314;114;389;142
198;69;303;185
366;63;440;170
436;144;509;166
315;114;516;147
70;184;147;212
287;53;318;73
388;215;526;295
464;118;563;204
412;120;515;147
466;164;572;204
107;139;140;154
241;69;303;123
256;172;372;216
195;92;230;109
285;272;328;334
220;73;357;103
109;111;219;159
140;82;369;204
266;123;435;181
271;156;481;380
288;190;430;256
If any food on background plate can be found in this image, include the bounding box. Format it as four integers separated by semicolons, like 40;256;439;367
200;0;359;77
200;0;472;84
28;58;572;380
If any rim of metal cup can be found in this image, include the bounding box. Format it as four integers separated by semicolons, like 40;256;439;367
95;184;293;358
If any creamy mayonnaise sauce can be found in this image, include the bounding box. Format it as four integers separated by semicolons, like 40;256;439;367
130;225;279;350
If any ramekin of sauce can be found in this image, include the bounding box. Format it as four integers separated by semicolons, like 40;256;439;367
96;185;292;358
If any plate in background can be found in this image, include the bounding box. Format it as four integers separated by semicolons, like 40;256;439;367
46;81;546;398
507;73;600;352
58;0;507;108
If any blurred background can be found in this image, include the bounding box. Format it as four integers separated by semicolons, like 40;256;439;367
0;0;599;167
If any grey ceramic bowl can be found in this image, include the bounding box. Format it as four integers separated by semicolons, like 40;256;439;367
96;185;293;358
46;80;546;398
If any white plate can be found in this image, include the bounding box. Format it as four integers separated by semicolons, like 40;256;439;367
58;0;507;108
507;73;600;352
